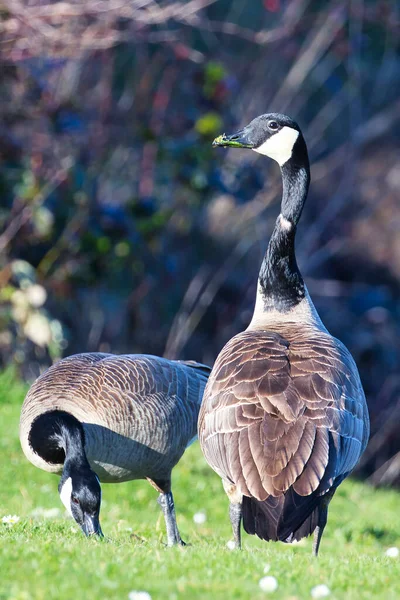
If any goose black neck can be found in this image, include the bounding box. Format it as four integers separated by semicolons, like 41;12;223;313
259;135;310;312
29;410;89;469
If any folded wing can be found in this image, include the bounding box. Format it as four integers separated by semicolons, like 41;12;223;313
198;329;369;540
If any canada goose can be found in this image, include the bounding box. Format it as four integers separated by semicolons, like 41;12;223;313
20;353;210;544
198;113;369;555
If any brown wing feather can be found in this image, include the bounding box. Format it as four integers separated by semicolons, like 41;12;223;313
21;353;210;478
199;327;369;521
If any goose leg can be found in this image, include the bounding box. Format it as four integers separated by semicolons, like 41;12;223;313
157;491;185;547
312;489;335;557
222;480;242;549
312;506;328;557
147;477;185;546
229;502;242;549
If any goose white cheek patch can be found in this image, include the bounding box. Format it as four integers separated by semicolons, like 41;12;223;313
59;477;73;517
253;126;299;166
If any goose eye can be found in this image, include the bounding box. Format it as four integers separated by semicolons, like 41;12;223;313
71;495;79;505
268;121;278;130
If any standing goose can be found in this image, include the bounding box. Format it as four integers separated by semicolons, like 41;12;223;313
199;113;369;555
20;353;210;544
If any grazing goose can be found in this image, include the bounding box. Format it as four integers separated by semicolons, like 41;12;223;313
199;113;369;555
20;353;210;544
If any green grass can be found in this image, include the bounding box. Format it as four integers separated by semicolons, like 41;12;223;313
0;370;399;600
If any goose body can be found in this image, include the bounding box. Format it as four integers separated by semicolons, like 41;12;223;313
20;353;210;543
199;114;369;554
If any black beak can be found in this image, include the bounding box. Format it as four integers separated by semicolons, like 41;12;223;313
81;514;103;537
212;128;254;149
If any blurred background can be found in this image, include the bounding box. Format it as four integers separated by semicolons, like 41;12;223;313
0;0;399;487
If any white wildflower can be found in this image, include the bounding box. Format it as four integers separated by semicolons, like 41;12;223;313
32;206;54;237
263;564;271;573
128;592;152;600
25;284;47;308
11;304;29;323
11;290;29;307
45;508;58;518
11;259;36;283
2;515;20;526
31;507;61;519
311;584;331;598
259;576;278;593
193;511;207;524
226;540;236;550
23;313;52;347
385;547;399;558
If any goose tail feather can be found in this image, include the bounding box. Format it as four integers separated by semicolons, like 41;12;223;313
242;490;324;543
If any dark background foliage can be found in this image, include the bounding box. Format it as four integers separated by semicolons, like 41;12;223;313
0;0;399;485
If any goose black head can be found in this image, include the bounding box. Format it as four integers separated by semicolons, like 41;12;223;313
213;113;304;167
59;464;103;537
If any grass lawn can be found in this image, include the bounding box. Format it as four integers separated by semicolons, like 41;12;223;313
0;369;399;600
